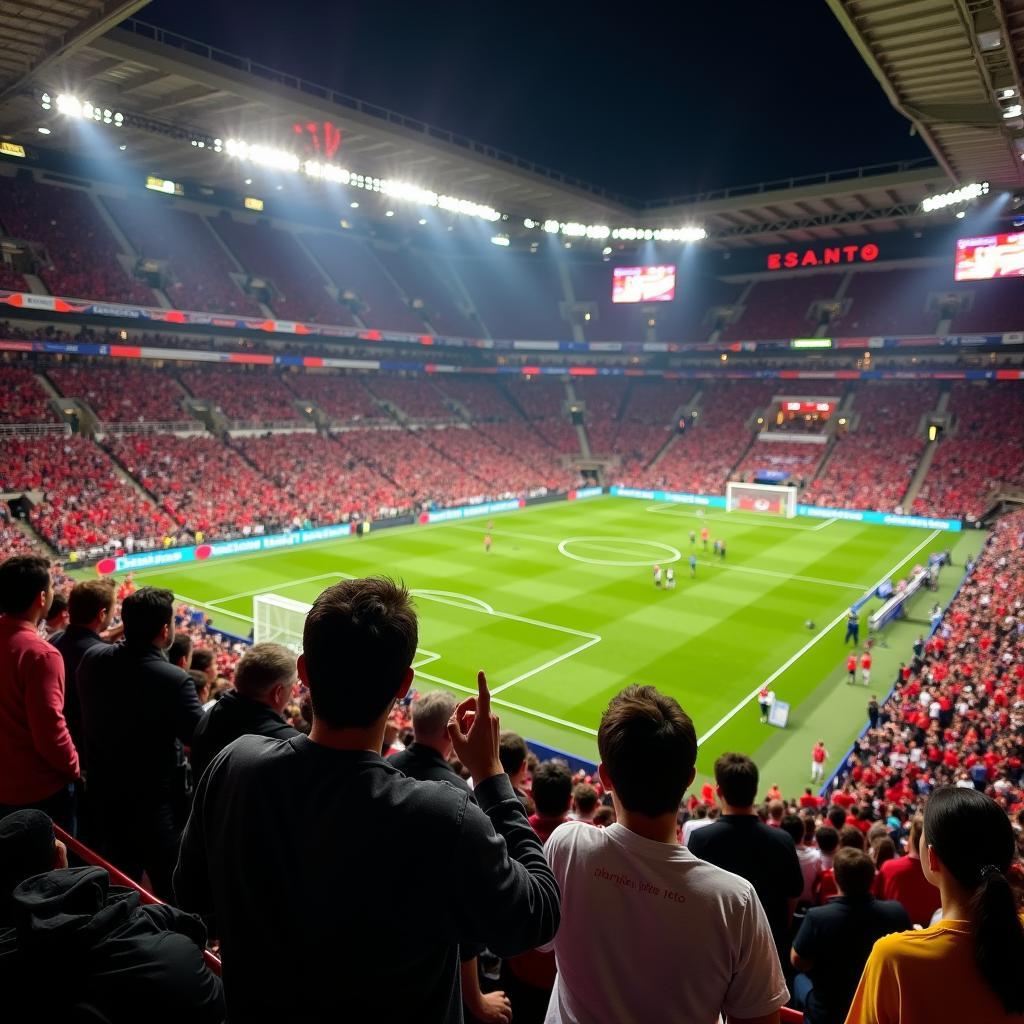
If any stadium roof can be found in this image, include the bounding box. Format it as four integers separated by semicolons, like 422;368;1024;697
0;13;998;248
0;0;149;101
828;0;1024;190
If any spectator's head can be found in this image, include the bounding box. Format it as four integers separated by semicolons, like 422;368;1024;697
871;835;897;870
572;783;599;822
0;556;52;622
828;805;847;831
593;806;616;828
923;786;1024;1014
410;690;458;755
43;593;68;633
768;800;785;824
0;810;67;922
532;761;573;819
816;825;839;856
168;631;194;670
67;579;115;634
190;648;217;685
499;731;529;788
189;669;210;705
597;685;697;819
713;752;758;810
299;578;417;730
121;587;175;649
839;825;866;851
780;814;804;846
235;643;297;713
833;848;876;899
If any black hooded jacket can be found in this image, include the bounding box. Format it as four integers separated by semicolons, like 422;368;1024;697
0;866;223;1022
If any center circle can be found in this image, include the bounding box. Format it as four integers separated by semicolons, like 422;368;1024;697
558;536;682;567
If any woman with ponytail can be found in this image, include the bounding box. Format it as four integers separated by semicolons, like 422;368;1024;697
846;786;1024;1022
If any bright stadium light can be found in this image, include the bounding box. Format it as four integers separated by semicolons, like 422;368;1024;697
543;219;560;233
921;181;990;212
490;235;510;246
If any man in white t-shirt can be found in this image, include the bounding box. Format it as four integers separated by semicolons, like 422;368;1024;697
541;684;789;1024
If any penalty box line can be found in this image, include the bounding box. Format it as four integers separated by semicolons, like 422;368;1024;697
696;528;941;747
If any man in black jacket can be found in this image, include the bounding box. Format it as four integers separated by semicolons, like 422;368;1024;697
174;577;560;1022
53;579;116;763
387;689;471;794
78;588;203;900
189;641;299;781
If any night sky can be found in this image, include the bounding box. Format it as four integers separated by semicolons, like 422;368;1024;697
141;0;933;200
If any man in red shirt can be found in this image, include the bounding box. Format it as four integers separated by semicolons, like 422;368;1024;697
859;650;872;688
811;741;829;784
872;816;941;926
846;653;857;685
0;556;79;828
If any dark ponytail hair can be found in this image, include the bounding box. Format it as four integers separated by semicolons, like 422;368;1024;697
924;786;1024;1013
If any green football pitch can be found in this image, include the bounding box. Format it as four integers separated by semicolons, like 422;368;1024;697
107;495;984;794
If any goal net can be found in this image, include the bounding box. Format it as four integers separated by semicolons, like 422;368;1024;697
253;593;311;652
725;481;798;518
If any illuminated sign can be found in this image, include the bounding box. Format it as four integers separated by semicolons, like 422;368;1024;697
292;120;342;159
791;338;833;349
767;244;878;270
612;265;676;303
145;175;182;196
783;401;834;412
0;142;26;158
243;196;264;212
954;233;1024;281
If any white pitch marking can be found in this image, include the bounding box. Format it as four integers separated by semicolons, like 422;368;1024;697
644;503;818;531
558;536;683;567
811;517;838;531
412;648;441;669
692;559;868;591
410;589;495;614
205;571;346;608
490;634;603;694
696;529;941;747
174;594;256;624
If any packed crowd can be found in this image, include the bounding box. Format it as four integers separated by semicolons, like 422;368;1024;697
178;367;303;425
732;440;826;486
0;365;57;423
48;364;189;424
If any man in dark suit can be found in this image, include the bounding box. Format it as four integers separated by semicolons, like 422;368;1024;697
688;752;805;975
189;642;299;782
388;689;471;795
53;579;116;761
78;587;203;899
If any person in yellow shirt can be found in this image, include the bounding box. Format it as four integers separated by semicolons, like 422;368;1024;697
845;786;1024;1024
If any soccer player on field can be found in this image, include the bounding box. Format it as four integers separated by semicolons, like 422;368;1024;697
712;539;720;557
811;740;828;783
483;533;492;553
860;649;872;687
689;553;697;578
758;686;771;724
689;530;696;547
700;525;709;551
719;540;726;560
665;567;675;589
653;564;662;588
846;652;857;685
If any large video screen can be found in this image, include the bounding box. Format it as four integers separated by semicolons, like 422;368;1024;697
954;233;1024;281
612;265;676;303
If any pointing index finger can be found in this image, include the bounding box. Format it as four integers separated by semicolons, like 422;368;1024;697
476;670;490;717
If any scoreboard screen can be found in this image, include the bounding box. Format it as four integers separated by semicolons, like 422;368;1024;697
612;265;676;303
954;233;1024;281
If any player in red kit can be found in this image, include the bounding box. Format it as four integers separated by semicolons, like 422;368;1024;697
860;649;872;687
700;525;709;551
811;740;829;783
846;652;857;685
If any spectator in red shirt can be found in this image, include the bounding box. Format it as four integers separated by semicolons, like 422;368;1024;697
872;815;941;927
0;556;79;829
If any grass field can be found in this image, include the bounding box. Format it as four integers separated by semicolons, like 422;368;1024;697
112;495;984;794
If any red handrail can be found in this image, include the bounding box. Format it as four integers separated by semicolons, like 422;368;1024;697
781;1008;804;1023
53;826;222;977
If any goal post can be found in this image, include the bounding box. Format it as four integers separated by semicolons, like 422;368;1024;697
253;593;311;652
725;481;798;518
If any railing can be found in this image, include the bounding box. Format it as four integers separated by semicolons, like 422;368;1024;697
0;421;70;437
53;825;222;977
95;420;202;436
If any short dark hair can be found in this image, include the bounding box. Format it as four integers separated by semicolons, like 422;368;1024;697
167;631;194;668
531;760;572;817
67;579;115;627
190;648;215;673
714;752;758;808
573;783;599;816
834;847;875;897
598;684;697;817
839;824;866;851
121;587;174;644
499;731;528;776
780;813;804;845
816;825;839;854
0;809;56;916
189;669;209;700
302;577;418;728
0;556;51;615
828;805;847;831
44;592;67;623
235;643;296;698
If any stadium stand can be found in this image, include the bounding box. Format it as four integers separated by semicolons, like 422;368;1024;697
102;196;263;315
655;275;745;342
913;383;1024;520
300;232;426;332
950;276;1024;334
832;269;940;336
283;372;388;425
178;366;303;425
432;376;524;422
0;434;176;555
0;364;57;423
569;263;653;342
732;440;826;484
209;214;350;324
0;179;155;305
365;375;455;421
504;377;579;453
720;273;844;340
48;363;189;424
0;263;28;292
805;383;937;512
